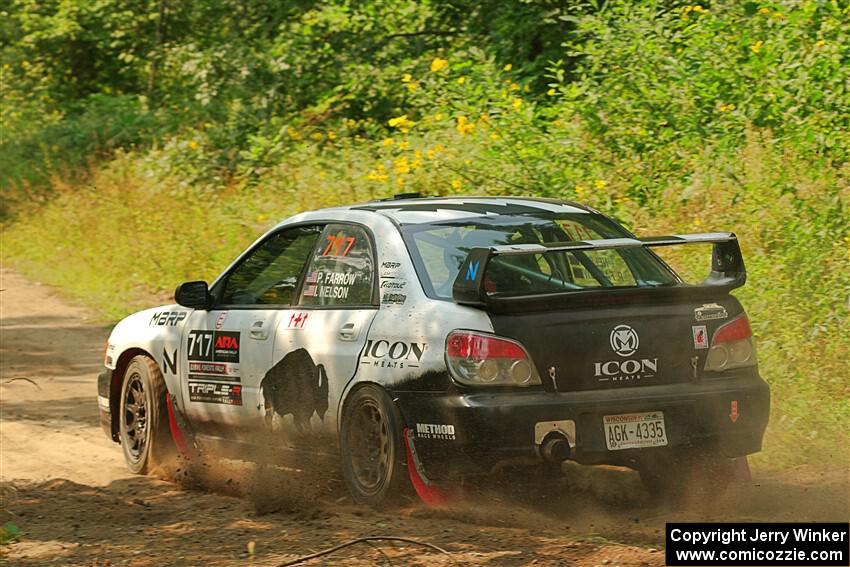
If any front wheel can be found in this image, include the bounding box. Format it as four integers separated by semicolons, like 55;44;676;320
118;355;176;475
340;385;409;508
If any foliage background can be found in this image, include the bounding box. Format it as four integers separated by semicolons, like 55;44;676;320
2;0;848;469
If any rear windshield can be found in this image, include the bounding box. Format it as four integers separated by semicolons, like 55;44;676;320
402;213;678;299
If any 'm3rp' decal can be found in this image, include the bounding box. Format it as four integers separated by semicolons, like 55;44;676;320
187;330;240;363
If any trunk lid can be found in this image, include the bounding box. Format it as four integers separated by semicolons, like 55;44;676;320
490;293;741;392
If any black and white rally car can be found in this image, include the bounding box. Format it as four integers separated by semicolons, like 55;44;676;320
98;195;770;506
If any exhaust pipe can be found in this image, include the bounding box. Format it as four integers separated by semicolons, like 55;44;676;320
540;433;571;463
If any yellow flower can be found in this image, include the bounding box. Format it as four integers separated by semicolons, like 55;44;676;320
388;115;415;130
328;131;337;140
490;132;500;141
523;85;530;92
478;114;490;124
310;132;323;141
457;76;466;85
547;88;556;96
694;216;702;227
256;214;267;222
512;98;522;109
575;185;586;197
414;150;423;159
510;82;520;91
718;103;736;113
758;7;771;14
815;39;827;47
394;157;410;174
287;127;302;141
595;179;606;190
751;41;764;54
402;73;413;83
397;177;405;187
503;63;512;71
772;11;784;19
397;140;410;150
406;81;419;92
430;57;449;73
451;179;463;190
188;140;200;150
456;116;475;135
382;138;394;147
367;170;389;183
434;112;444;121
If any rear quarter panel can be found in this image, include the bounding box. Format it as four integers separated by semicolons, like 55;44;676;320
343;215;493;417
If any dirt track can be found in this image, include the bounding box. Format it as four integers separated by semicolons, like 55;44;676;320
1;266;848;566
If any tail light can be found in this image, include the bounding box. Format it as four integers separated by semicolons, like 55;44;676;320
446;331;542;387
704;315;757;373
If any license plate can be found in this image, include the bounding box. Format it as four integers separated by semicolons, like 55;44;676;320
603;411;668;450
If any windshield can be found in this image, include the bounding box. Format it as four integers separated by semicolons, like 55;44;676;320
403;213;679;299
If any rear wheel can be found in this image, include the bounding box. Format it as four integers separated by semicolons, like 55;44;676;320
118;355;176;475
340;385;409;508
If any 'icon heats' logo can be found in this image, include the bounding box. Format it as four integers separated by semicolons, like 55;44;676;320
610;325;639;357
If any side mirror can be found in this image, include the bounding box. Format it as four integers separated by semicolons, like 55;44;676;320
175;281;212;309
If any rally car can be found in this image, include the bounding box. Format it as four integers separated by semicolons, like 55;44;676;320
98;195;770;506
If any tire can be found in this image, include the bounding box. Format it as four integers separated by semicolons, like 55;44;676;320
118;355;176;475
340;385;409;508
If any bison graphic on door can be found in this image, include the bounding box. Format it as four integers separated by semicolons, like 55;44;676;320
261;348;329;433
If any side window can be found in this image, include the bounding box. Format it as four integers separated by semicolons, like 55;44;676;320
299;224;375;307
219;226;322;306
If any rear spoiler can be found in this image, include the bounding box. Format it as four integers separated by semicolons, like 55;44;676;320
452;232;745;306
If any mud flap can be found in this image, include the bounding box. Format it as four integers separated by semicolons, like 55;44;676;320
166;394;195;459
403;428;451;507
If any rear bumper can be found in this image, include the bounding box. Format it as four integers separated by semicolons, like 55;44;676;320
393;370;770;480
97;369;117;441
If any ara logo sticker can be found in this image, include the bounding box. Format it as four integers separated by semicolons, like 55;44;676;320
466;260;480;281
692;325;708;349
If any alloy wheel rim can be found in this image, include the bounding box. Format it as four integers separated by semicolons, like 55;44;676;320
122;372;148;461
348;400;390;493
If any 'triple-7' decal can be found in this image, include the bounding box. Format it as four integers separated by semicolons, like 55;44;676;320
188;330;214;360
323;235;356;257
